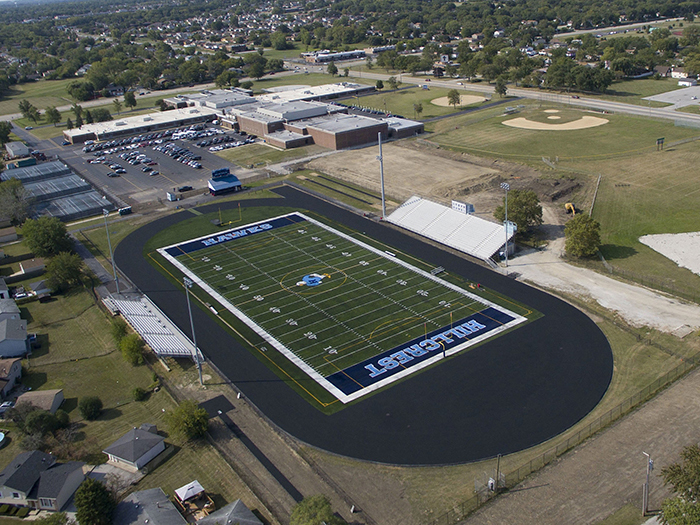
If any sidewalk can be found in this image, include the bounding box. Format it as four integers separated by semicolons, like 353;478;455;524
461;365;700;525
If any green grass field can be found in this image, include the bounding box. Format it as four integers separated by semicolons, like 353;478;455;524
0;79;74;117
352;86;490;121
215;142;327;167
429;101;700;298
156;211;531;407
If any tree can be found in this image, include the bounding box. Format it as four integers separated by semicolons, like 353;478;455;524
660;444;700;524
0;121;11;144
165;400;209;441
71;104;83;120
447;89;461;109
85;110;93;124
375;79;384;90
75;114;83;128
79;396;103;420
123;91;137;110
327;61;338;76
343;68;349;77
366;55;373;69
90;108;112;122
413;102;423;119
387;76;400;90
22;217;73;257
120;333;144;365
495;77;508;97
65;118;73;130
112;99;122;115
74;478;116;525
0;178;31;224
45;107;61;126
564;214;601;258
46;252;84;292
493;189;543;233
110;318;128;344
290;495;347;525
18;99;37;120
155;99;168;111
248;61;266;80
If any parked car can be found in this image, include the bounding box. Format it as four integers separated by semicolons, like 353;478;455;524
177;185;193;192
0;401;14;416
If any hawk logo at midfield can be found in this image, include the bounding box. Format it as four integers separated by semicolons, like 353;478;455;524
296;273;330;287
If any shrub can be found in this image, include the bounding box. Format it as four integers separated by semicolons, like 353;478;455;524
110;318;128;344
132;387;147;402
165;400;209;441
78;396;103;420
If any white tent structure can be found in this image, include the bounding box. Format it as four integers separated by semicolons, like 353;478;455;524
175;480;205;502
386;196;513;262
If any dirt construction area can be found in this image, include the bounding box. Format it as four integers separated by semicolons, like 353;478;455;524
306;140;584;217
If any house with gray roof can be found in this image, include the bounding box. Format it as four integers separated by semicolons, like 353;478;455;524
196;499;263;525
0;450;84;511
0;299;20;322
114;487;187;525
0;278;8;300
103;424;166;472
0;318;29;358
0;357;22;398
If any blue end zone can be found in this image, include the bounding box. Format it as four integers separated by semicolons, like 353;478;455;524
326;307;515;396
164;214;307;256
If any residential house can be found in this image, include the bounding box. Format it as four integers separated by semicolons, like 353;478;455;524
15;389;63;414
0;227;17;244
0;450;85;511
114;487;187;525
0;300;20;322
0;318;29;358
29;280;51;297
18;259;45;277
679;78;698;86
0;278;8;300
197;499;263;525
103;424;166;472
0;358;22;398
654;65;672;77
671;67;689;79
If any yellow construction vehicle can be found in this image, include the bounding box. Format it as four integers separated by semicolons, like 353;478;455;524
565;202;576;215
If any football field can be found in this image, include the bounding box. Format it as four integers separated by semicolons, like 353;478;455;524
159;212;526;403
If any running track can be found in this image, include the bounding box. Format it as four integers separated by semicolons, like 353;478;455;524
115;186;613;465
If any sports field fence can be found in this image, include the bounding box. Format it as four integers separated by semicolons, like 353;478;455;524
428;349;700;525
603;265;700;306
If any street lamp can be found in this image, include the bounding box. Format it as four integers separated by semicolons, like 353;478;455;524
642;452;654;516
103;209;120;294
500;182;510;268
183;277;204;386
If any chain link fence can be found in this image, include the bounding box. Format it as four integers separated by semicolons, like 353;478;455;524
428;352;700;525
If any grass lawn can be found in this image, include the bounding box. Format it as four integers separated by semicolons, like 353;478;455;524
429;101;700;297
245;72;367;94
594;77;681;106
290;170;384;212
350;86;490;120
215;142;327;167
0;79;74;117
594;504;647;525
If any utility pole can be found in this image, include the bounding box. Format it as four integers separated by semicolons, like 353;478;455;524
103;209;120;294
183;277;204;386
642;451;653;516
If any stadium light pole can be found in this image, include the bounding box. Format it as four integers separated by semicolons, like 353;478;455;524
183;277;204;386
103;209;120;294
500;183;510;268
377;132;386;218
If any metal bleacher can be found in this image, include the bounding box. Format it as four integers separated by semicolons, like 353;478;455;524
104;296;198;358
387;196;512;262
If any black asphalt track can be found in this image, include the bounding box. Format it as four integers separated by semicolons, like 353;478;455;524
116;187;613;465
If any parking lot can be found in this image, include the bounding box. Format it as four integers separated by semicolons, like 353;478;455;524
59;124;252;204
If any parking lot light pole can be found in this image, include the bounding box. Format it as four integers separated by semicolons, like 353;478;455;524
183;277;204;386
642;451;653;516
103;209;120;294
500;183;510;268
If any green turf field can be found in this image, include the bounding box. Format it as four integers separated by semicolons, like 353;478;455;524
158;212;527;404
